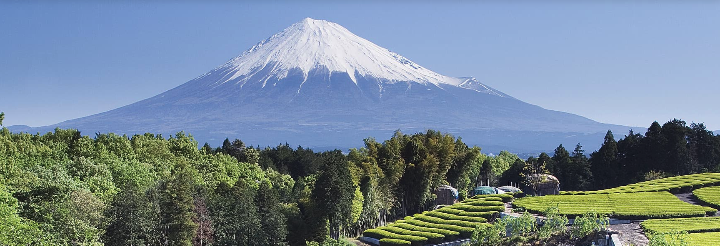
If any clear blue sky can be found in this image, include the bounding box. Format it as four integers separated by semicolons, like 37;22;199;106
2;1;719;132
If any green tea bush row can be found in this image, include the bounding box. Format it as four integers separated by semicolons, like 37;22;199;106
379;238;411;246
514;191;716;219
471;193;514;202
470;196;504;202
453;204;505;213
389;221;460;239
642;217;720;234
462;200;505;206
363;189;505;242
424;211;488;223
437;206;499;219
402;217;476;237
362;229;427;246
413;214;480;228
687;232;720;246
437;207;466;215
693;186;720;208
379;226;444;244
561;173;720;195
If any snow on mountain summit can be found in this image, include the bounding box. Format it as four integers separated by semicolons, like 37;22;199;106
219;18;464;87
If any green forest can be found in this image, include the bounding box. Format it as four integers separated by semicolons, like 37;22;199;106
1;112;719;245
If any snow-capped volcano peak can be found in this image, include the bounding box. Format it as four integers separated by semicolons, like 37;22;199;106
219;17;464;86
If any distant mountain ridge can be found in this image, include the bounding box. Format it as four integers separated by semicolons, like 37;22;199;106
12;18;638;153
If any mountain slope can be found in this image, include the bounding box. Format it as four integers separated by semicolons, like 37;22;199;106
31;18;633;153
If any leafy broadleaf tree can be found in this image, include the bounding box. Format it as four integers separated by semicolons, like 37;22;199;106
255;181;288;245
313;150;353;240
159;160;197;246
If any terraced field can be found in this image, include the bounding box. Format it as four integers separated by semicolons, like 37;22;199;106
362;194;508;245
641;217;720;234
514;191;716;219
642;217;720;246
693;186;720;208
561;173;720;195
687;232;720;246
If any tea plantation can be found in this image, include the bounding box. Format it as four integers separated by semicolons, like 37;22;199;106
561;173;720;195
514;191;716;219
362;194;507;245
693;186;720;208
362;173;720;246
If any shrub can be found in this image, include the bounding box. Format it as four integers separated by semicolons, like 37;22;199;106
471;219;506;246
648;231;689;246
506;212;537;237
379;238;411;246
538;206;568;239
306;236;354;246
571;211;609;239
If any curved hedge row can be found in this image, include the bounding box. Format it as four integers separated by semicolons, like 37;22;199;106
514;191;716;219
453;204;505;213
379;238;411;246
687;232;720;246
693;186;720;208
472;196;504;202
437;207;465;214
462;200;505;206
389;221;460;239
379;226;444;244
460;211;499;218
363;229;427;246
437;207;498;219
402;216;477;237
424;211;488;223
560;173;720;195
414;214;480;228
363;189;511;243
471;193;514;202
642;217;720;234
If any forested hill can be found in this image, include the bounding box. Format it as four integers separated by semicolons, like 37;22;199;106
0;127;519;245
1;118;719;245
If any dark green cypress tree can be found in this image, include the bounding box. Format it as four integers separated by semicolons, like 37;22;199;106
590;131;619;189
569;143;593;190
643;121;667;174
552;144;572;190
617;130;644;183
661;119;692;175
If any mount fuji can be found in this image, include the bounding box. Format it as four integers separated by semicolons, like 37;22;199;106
21;18;634;153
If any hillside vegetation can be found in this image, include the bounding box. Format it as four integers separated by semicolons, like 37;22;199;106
1;115;720;246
